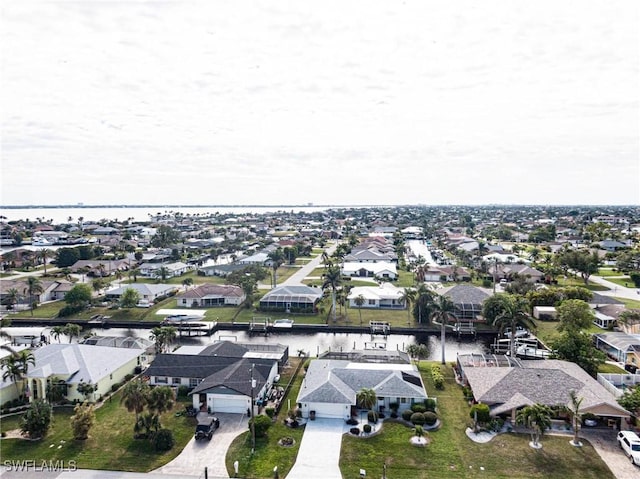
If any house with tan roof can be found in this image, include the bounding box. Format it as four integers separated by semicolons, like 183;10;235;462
177;284;245;307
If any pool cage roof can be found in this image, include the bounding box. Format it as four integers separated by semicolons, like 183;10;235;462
457;353;522;369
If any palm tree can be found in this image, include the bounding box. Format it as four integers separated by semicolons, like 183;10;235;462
64;323;82;343
400;288;417;325
356;387;377;412
38;248;53;276
25;277;43;316
430;294;456;365
413;284;435;324
51;325;65;343
322;265;342;323
148;386;175;417
182;277;194;289
267;248;286;287
5;288;20;311
120;379;150;425
483;294;536;358
354;294;365;325
1;355;24;399
157;266;169;281
568;390;584;447
516;403;552;448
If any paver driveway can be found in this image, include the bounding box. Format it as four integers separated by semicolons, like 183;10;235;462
153;413;247;479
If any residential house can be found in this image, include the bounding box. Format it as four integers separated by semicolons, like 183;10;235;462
457;355;630;426
439;284;490;322
420;266;471;283
296;358;428;419
341;261;398;280
347;283;405;309
138;261;190;278
594;332;640;368
70;259;130;276
178;284;245;307
0;344;145;405
259;285;323;313
105;283;178;302
495;264;544;283
198;263;252;277
145;341;283;414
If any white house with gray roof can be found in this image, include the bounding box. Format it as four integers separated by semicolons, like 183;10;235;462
105;283;178;302
0;344;146;405
296;359;428;419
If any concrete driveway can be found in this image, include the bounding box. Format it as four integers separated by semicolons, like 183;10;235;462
286;418;346;479
153;413;248;478
581;429;640;479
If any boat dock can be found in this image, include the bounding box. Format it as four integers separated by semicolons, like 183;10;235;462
249;316;270;335
369;321;390;336
491;336;552;359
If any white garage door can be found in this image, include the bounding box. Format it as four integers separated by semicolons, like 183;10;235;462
209;395;248;414
310;403;349;419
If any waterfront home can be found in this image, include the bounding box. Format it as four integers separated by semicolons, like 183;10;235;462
177;284;245;307
457;355;630;427
594;332;640;367
296;358;428;419
105;283;178;302
439;284;490;322
347;283;405;309
69;259;130;276
138;261;190;278
259;285;323;313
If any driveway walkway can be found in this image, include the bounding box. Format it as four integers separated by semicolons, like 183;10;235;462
153;413;248;479
581;429;639;479
286;418;346;479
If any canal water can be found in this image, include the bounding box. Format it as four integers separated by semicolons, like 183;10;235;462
37;327;492;362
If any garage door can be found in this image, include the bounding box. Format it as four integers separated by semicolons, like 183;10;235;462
209;395;248;414
309;403;350;419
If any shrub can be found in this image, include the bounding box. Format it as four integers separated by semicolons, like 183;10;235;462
390;411;398;419
250;415;272;438
111;383;120;392
154;429;174;451
346;418;358;426
124;374;134;381
177;386;190;398
350;427;360;435
430;365;445;390
489;418;505;432
424;398;437;412
469;403;491;424
402;409;413;421
363;424;372;433
410;403;427;413
462;386;474;401
424;411;438;426
410;412;425;425
389;402;399;411
21;399;52;439
367;410;378;423
265;407;275;418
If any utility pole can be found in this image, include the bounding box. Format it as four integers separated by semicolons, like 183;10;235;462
250;363;256;454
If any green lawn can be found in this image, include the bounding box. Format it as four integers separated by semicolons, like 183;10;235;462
0;395;196;472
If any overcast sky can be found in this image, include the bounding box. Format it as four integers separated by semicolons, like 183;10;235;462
1;0;638;206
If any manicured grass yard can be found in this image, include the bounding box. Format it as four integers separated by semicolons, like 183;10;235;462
0;394;196;472
340;362;615;479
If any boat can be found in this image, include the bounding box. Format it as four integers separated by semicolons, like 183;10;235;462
162;314;203;324
515;344;552;360
32;237;53;246
272;319;294;328
503;327;530;339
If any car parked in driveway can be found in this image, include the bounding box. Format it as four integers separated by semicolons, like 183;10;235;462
617;430;640;466
195;416;220;441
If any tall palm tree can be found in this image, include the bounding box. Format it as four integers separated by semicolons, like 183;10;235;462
516;403;552;448
354;294;365;325
38;248;53;276
25;277;43;316
120;379;150;425
483;294;536;358
267;248;286;287
430;294;456;365
568;390;584;447
413;284;435;324
1;355;24;399
400;288;417;325
322;265;342;323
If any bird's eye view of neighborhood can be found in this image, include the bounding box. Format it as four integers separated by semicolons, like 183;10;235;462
1;204;640;479
2;0;639;478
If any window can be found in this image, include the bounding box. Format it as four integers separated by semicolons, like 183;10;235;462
156;377;168;384
400;398;407;404
189;378;199;388
368;299;376;305
172;377;181;385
